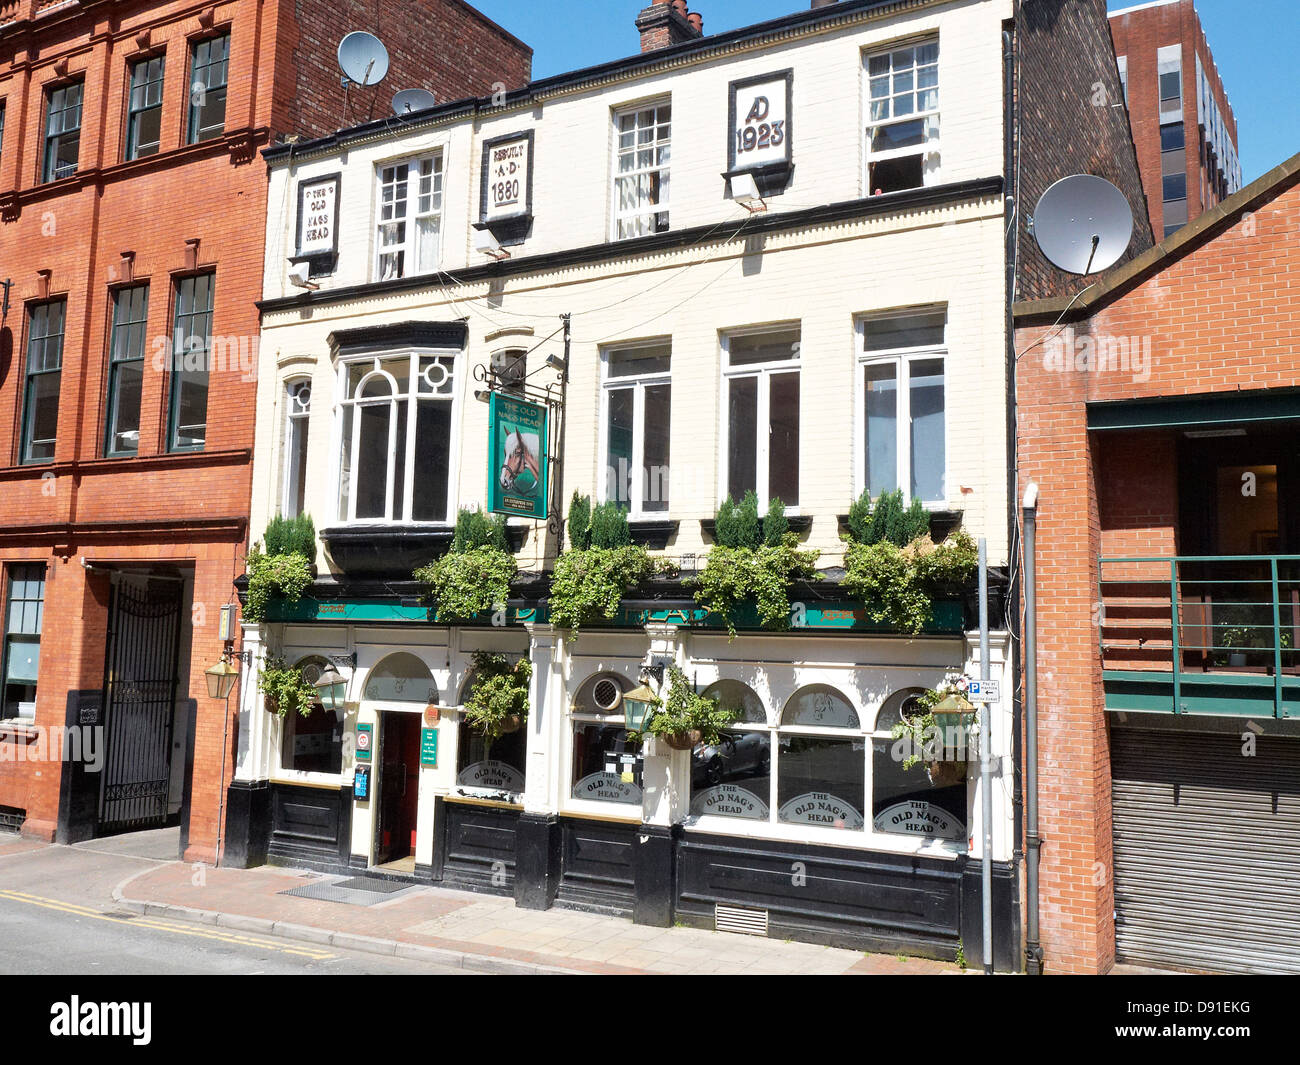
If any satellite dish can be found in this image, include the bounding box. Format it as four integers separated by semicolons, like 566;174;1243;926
1033;174;1133;275
392;88;437;116
337;31;390;87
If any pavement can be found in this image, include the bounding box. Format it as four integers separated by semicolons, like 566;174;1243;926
0;828;961;976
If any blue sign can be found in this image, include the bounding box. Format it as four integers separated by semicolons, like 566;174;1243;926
354;765;371;801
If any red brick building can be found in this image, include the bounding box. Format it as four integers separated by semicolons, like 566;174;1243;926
1109;0;1240;239
0;0;529;860
1014;151;1300;974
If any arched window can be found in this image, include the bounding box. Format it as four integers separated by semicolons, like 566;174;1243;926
870;687;966;841
455;662;527;798
337;352;456;524
689;681;770;821
281;656;344;775
282;378;311;518
363;652;436;704
775;685;865;830
570;672;642;805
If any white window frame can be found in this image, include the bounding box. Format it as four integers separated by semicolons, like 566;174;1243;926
281;377;312;519
718;325;802;513
610;100;671;241
373;153;444;281
563;670;644;820
855;311;948;507
331;349;461;526
863;36;941;193
598;341;672;518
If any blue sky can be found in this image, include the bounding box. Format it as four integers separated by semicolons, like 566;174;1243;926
470;0;1297;183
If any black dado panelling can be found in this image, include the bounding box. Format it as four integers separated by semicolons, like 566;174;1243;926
556;818;637;916
675;832;964;958
439;801;520;896
267;783;350;872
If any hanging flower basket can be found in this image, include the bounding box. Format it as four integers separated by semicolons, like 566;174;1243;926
661;728;702;751
927;760;967;788
498;714;524;735
264;695;279;715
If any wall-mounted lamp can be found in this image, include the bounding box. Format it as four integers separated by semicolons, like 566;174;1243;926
474;389;492;404
730;172;767;213
313;653;356;711
473;227;510;261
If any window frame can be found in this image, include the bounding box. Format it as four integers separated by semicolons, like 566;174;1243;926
564;672;645;816
685;678;968;854
21;300;66;465
125;54;166;161
862;36;940;194
373;153;445;282
104;284;150;458
1;562;46;722
610;100;672;241
598;340;672;518
855;309;949;507
42;80;83;183
718;324;802;512
168;272;216;454
282;377;312;519
186;31;230;145
331;349;461;526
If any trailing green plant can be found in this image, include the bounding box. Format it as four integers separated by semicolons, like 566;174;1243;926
414;508;516;622
451;507;508;553
568;492;593;551
638;666;739;747
548;545;657;638
244;549;314;623
589;500;632;548
462;651;532;751
257;656;321;718
263;513;316;560
845;489;930;547
841;531;978;636
693;531;820;639
763;497;789;546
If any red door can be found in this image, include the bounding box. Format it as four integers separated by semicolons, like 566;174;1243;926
377;712;420;864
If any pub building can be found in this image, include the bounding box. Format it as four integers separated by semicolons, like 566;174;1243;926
223;0;1146;968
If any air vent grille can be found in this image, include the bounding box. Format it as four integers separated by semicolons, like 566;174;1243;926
715;904;768;937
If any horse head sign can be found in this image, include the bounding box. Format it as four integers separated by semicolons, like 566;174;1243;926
487;393;549;520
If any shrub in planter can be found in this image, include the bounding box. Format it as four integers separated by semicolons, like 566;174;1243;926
244;550;314;623
414;508;516;623
258;656;321;718
841;530;977;635
637;666;738;749
263;513;316;560
462;652;532;750
548;544;657;638
846;489;929;548
694;495;819;638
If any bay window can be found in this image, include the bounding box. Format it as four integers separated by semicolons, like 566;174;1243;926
859;309;946;504
602;341;671;514
22;301;65;464
612;102;671;239
336;352;457;524
864;38;939;194
375;155;443;281
723;326;800;509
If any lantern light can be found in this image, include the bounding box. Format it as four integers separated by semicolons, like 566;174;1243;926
205;658;240;701
314;664;348;710
622;683;660;733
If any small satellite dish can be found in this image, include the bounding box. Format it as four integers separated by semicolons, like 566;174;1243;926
1032;174;1133;275
337;31;390;87
392;88;437;116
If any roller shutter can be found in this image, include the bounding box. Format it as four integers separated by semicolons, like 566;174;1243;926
1111;727;1300;974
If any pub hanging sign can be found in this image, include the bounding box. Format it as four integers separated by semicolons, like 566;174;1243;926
293;172;341;274
479;130;535;245
487;392;549;520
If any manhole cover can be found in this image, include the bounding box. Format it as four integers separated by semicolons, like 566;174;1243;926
278;878;415;907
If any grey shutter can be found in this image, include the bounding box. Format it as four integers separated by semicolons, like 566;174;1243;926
1111;728;1300;974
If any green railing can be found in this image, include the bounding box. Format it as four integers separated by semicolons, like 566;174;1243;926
1098;554;1300;718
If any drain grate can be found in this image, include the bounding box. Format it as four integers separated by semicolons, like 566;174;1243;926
334;876;409;894
0;806;25;832
279;878;416;907
715;904;769;937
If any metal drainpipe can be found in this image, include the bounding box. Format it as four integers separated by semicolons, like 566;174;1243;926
1023;483;1043;975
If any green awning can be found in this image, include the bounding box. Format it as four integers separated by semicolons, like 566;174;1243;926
1088;389;1300;431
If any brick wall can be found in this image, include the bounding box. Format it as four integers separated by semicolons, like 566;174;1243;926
1016;0;1154;300
1015;165;1300;972
273;0;532;141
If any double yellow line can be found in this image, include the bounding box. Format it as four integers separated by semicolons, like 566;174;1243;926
0;889;335;961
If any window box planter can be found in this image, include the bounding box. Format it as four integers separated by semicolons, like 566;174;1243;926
700;514;812;543
629;519;679;550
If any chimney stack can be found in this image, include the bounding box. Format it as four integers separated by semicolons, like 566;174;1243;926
637;1;703;53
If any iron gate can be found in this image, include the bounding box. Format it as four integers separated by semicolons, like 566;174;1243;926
97;578;184;832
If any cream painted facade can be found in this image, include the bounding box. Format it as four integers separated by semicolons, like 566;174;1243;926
230;0;1020;965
